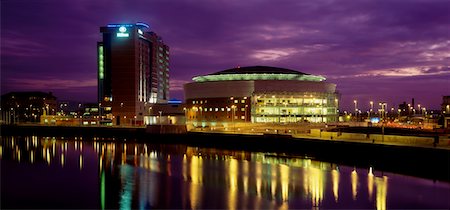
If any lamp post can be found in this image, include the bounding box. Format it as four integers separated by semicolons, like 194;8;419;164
353;100;358;121
244;105;248;122
231;105;236;132
369;101;373;118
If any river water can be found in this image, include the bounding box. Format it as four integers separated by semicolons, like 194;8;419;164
1;136;449;209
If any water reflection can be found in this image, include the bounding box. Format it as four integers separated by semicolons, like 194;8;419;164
1;136;449;209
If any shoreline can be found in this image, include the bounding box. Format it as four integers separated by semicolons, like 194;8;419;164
1;124;450;182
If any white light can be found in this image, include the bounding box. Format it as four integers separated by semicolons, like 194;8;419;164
138;29;143;35
119;26;127;33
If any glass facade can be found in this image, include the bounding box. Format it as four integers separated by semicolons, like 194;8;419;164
252;92;338;123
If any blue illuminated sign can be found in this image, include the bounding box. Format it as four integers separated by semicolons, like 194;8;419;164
168;99;182;104
107;24;133;28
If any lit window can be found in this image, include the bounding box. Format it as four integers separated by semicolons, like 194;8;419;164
241;116;245;119
241;108;245;111
215;108;218;111
209;108;212;111
221;108;225;111
234;100;238;103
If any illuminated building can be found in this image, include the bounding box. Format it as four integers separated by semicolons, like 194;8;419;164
0;91;57;123
98;22;170;125
184;66;339;126
442;96;450;128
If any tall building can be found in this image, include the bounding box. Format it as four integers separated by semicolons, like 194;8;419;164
98;22;170;125
184;66;339;126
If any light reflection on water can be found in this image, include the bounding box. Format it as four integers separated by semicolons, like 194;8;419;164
1;136;450;209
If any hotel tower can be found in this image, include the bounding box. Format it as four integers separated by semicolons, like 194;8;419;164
98;22;169;125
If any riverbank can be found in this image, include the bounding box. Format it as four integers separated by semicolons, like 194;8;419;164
1;124;449;182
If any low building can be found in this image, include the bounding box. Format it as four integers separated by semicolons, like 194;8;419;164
442;96;450;128
1;91;57;124
184;66;339;127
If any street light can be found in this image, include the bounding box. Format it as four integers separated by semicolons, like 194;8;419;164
231;105;236;132
353;100;358;121
244;105;248;122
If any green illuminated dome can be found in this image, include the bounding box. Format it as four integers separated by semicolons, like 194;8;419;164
192;66;326;82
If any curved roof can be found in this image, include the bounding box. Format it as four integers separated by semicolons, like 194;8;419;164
209;66;309;75
192;66;326;82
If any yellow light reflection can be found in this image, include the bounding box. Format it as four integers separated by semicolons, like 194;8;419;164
331;169;339;202
351;169;358;200
375;176;388;210
242;161;249;194
304;167;324;207
46;149;51;165
229;158;238;190
79;154;83;170
256;162;262;197
190;155;203;209
280;164;290;202
271;165;277;199
61;153;65;167
228;158;238;210
30;150;34;163
368;167;374;201
182;154;187;181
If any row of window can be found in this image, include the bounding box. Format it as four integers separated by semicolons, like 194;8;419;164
191;107;248;112
192;99;248;105
189;115;245;120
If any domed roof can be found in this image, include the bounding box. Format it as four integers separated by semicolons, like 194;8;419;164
192;66;326;82
209;66;309;75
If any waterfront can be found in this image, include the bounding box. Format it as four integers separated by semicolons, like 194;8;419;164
2;136;450;209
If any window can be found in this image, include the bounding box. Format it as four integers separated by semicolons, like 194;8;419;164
241;108;245;111
241;116;245;119
221;108;225;111
234;100;238;103
241;100;245;103
215;108;218;111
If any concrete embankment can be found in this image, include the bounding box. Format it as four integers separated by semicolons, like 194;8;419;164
1;124;449;182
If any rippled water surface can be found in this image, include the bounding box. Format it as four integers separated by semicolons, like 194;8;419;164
1;136;449;209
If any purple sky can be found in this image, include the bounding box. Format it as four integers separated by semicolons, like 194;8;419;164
2;0;449;111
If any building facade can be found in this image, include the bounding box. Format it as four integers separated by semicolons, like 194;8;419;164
184;66;339;126
1;91;57;124
98;22;169;125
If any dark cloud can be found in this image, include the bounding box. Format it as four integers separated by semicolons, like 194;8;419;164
2;0;449;110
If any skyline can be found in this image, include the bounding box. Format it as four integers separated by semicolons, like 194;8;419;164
2;0;449;111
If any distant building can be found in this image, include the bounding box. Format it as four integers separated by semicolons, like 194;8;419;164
442;96;450;128
144;100;185;125
0;91;57;123
184;66;339;127
98;22;170;125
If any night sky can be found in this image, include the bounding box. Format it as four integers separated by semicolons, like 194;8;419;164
2;0;449;111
